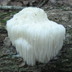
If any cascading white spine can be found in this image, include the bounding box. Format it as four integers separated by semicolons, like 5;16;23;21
6;7;66;66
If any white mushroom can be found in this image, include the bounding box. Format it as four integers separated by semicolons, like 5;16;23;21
6;7;66;66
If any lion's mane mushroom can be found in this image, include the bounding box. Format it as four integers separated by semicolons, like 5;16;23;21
6;7;66;66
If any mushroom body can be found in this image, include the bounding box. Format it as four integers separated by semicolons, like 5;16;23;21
6;7;65;66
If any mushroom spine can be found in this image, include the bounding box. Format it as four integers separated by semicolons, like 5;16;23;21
6;7;66;66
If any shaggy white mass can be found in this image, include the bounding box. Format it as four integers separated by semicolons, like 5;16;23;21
6;7;66;66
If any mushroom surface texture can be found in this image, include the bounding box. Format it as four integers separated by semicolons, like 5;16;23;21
6;7;66;66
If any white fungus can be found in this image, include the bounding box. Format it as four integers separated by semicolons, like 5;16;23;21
6;7;66;66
